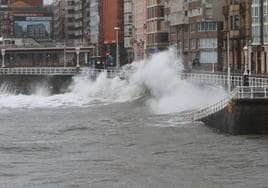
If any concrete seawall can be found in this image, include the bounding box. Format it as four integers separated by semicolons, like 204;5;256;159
202;99;268;135
0;75;73;94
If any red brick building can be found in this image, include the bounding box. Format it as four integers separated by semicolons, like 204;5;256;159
101;0;124;66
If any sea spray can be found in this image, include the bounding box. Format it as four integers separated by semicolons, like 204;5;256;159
0;48;227;112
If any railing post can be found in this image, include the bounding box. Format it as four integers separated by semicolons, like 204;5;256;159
251;87;254;99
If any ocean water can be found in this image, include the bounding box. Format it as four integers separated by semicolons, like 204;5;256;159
0;49;267;187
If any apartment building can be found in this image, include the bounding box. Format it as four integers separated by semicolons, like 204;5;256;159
0;4;12;38
0;1;51;40
132;0;147;60
166;0;224;70
124;0;133;62
101;0;124;66
73;0;90;43
90;0;101;56
251;0;268;74
146;0;169;54
165;0;188;57
53;0;90;44
223;0;252;73
53;0;75;40
0;0;44;38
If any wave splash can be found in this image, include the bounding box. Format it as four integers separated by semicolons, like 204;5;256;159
0;48;227;113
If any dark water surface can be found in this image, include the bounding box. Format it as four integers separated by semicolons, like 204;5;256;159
0;102;267;188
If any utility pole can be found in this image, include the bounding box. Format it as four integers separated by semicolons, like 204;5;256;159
227;32;231;93
64;39;66;67
114;26;120;69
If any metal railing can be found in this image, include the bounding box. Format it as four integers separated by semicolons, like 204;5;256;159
236;86;268;99
180;72;268;88
2;67;268;88
180;72;243;86
175;88;238;122
175;86;268;122
0;67;78;75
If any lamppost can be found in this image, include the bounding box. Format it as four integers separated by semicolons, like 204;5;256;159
212;41;216;73
114;26;120;69
75;46;80;68
1;48;5;68
64;40;66;67
243;45;249;75
227;32;231;92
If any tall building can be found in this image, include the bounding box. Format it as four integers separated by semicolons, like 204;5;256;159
0;1;11;37
251;0;268;74
0;0;51;40
166;0;224;70
124;0;133;62
0;0;8;6
74;0;90;43
53;0;90;44
101;0;124;66
54;0;76;41
146;0;169;55
223;0;252;73
132;0;147;60
53;0;67;40
165;0;188;56
90;0;101;56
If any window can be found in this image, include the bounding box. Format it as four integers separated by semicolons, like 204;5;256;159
198;22;217;32
200;52;217;64
252;0;261;44
199;38;217;49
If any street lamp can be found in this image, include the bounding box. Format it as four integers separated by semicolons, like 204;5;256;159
75;46;80;68
64;40;66;67
243;45;248;75
1;48;5;68
114;26;120;69
227;32;231;92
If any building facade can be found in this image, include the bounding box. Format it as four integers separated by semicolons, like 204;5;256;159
0;1;52;40
251;0;268;74
223;0;252;73
53;0;90;44
146;0;169;55
166;0;224;70
124;0;133;63
132;0;147;60
101;0;124;66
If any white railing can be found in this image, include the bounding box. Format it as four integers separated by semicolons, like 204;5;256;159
180;72;268;88
79;68;127;79
180;72;243;86
0;67;78;75
1;67;268;89
249;77;268;87
236;86;268;99
175;86;268;122
175;88;238;122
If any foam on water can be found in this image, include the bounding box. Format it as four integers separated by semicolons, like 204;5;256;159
0;48;227;114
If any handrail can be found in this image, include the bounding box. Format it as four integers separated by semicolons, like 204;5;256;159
175;86;268;122
236;86;268;99
1;67;268;88
175;87;239;122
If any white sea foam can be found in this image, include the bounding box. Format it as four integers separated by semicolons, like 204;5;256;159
0;48;227;113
